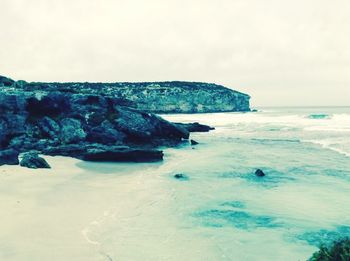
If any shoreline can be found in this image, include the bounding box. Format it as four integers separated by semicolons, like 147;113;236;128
0;155;162;260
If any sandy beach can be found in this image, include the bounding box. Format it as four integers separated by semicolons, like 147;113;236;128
0;156;164;260
0;154;219;261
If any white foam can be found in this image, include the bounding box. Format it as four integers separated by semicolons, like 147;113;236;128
303;139;350;157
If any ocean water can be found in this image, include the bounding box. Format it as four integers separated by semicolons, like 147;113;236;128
75;107;350;261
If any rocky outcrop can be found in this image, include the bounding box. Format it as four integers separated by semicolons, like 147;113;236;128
19;151;51;169
0;76;250;113
175;122;215;132
82;146;163;162
0;76;195;163
42;144;163;162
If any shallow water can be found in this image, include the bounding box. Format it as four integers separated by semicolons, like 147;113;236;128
1;107;350;260
80;107;350;260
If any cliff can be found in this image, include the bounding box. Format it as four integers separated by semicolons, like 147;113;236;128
0;76;216;165
0;76;250;113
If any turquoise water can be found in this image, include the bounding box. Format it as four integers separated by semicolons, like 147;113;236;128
81;107;350;260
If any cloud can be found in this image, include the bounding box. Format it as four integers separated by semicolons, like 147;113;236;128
1;0;349;106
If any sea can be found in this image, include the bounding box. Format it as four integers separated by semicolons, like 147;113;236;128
36;107;350;260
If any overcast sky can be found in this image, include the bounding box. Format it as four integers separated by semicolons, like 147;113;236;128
1;0;349;107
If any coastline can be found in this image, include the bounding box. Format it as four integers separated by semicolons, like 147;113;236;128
1;108;349;260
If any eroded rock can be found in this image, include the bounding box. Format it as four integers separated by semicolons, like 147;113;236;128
20;151;51;169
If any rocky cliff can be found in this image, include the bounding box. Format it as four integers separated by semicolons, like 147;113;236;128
0;76;250;113
0;76;216;165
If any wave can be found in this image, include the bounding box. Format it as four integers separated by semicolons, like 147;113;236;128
307;114;332;119
251;138;300;143
303;139;350;157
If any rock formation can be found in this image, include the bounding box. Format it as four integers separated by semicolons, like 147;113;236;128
0;76;250;113
0;75;219;164
19;151;51;169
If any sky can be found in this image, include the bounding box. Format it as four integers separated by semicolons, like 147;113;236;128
1;0;349;107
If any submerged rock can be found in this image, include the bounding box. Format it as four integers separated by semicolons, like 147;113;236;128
174;173;189;180
0;149;19;166
190;139;199;145
20;151;51;169
255;169;265;177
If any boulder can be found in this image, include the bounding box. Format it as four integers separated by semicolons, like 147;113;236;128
20;151;51;169
0;149;19;165
60;118;86;144
255;169;265;177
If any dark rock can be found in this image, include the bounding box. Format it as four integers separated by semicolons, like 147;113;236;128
60;118;86;144
82;147;163;162
0;118;9;147
0;149;19;166
86;121;126;145
43;143;162;163
26;93;70;118
190;139;199;145
19;151;51;169
37;117;60;139
43;144;88;158
114;107;189;143
15;80;27;88
255;169;265;177
175;122;215;132
0;76;15;87
174;173;189;180
0;75;231;163
308;238;350;261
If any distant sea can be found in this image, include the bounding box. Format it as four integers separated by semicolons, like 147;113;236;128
70;107;350;260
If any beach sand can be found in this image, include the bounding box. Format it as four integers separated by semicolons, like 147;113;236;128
0;155;219;261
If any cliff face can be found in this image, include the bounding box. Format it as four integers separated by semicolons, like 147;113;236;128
0;76;191;163
113;82;251;113
1;77;250;113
